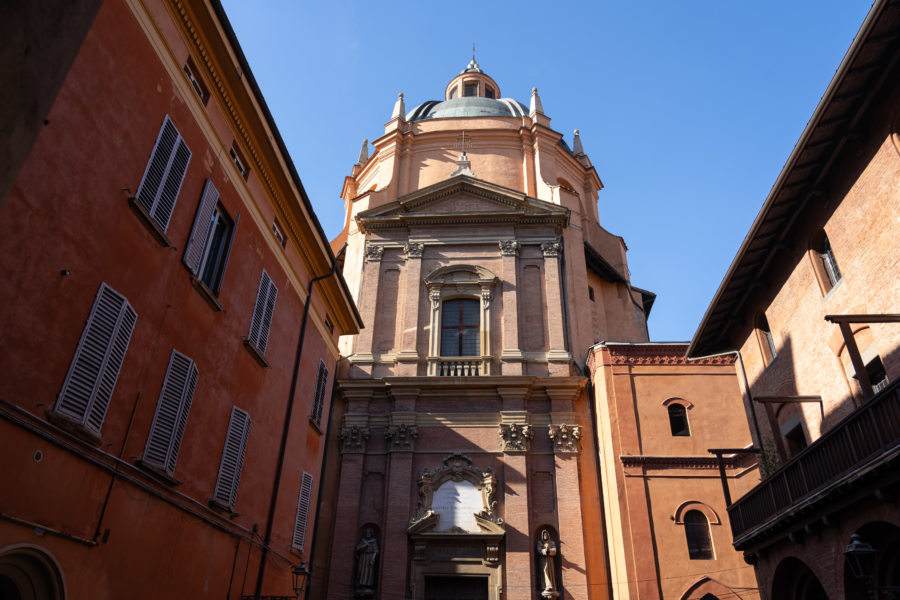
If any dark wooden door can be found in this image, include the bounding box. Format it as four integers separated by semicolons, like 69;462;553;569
424;576;489;600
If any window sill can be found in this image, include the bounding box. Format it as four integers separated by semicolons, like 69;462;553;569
822;278;843;302
243;340;270;367
45;409;101;446
208;498;239;519
189;275;224;312
135;460;182;487
308;418;324;435
127;197;173;248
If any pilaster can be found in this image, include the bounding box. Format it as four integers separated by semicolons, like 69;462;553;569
498;389;532;600
396;242;425;376
499;240;524;375
541;241;571;373
354;244;384;370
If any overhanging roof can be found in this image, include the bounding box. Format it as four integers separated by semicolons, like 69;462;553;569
688;0;900;358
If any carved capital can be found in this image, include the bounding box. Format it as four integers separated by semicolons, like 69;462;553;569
498;240;519;256
404;242;425;258
481;290;492;309
548;424;581;454
339;425;370;453
499;423;533;452
541;240;562;258
385;424;418;451
364;245;384;262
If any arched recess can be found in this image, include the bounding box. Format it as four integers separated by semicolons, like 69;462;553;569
533;525;562;598
771;556;829;600
0;544;65;600
662;397;694;410
679;576;737;600
673;501;720;525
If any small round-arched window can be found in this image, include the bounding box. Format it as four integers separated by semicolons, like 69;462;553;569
684;510;714;559
668;404;690;436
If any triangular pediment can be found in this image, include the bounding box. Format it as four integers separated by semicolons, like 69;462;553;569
356;175;569;231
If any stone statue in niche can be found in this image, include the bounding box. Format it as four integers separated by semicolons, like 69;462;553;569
354;527;378;597
536;529;559;598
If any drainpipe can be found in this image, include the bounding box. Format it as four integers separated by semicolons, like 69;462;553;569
254;244;347;596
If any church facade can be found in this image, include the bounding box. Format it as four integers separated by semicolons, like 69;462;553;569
313;61;759;600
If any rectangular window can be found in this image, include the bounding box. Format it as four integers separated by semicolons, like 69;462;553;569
212;406;251;511
311;360;328;426
485;87;495;99
54;283;137;437
867;356;889;394
441;298;480;356
183;179;236;295
135;116;191;233
272;220;286;247
292;472;314;552
142;350;198;476
247;270;278;357
183;57;209;105
230;143;250;180
464;83;477;97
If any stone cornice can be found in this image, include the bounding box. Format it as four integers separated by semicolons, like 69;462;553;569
620;454;746;469
590;344;734;368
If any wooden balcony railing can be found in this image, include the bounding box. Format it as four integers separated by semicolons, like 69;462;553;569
728;378;900;544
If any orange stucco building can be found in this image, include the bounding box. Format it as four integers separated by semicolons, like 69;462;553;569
0;0;360;598
314;61;760;600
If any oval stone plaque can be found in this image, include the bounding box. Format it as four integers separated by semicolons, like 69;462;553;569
431;479;482;532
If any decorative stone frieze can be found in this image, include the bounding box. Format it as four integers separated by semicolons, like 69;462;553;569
339;425;370;453
364;245;384;262
404;242;425;258
385;424;418;451
498;240;519;256
540;240;562;257
548;424;582;454
499;423;533;452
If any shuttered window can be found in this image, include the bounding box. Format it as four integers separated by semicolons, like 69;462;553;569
310;360;328;426
212;406;251;510
292;472;314;552
135;116;191;232
142;350;198;476
183;179;236;294
247;270;277;355
55;283;137;436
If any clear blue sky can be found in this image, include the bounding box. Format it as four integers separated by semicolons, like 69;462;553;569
220;1;872;342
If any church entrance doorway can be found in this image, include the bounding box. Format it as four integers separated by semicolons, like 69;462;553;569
424;575;489;600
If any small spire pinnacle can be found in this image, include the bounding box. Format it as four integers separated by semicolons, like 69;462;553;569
356;139;369;165
472;43;476;62
530;87;544;116
391;92;406;121
572;129;585;155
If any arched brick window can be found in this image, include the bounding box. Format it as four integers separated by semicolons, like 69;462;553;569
684;510;714;559
755;313;777;366
668;404;690;436
809;230;842;294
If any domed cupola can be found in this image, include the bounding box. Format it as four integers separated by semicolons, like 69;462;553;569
405;58;529;121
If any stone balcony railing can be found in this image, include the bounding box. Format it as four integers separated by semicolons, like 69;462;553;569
727;378;900;548
427;356;491;377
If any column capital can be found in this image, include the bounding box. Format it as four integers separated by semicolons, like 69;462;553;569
339;425;370;453
404;241;425;258
386;424;418;452
364;244;385;262
540;240;562;257
499;239;520;256
499;423;533;452
548;423;582;454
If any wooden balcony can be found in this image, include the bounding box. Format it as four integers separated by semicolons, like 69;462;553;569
728;378;900;547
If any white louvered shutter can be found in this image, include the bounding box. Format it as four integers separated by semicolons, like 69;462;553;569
292;472;314;551
248;271;277;354
143;350;198;475
183;179;219;275
56;283;137;435
311;360;328;426
135;116;191;231
213;406;251;509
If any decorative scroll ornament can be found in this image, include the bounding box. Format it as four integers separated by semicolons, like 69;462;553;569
408;453;503;529
548;424;582;454
430;290;442;310
499;423;533;452
339;425;370;453
404;242;425;258
498;240;519;256
481;290;492;309
540;240;562;257
385;424;418;451
364;244;384;262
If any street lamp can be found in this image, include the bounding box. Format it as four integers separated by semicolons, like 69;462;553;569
845;533;877;598
292;562;311;598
